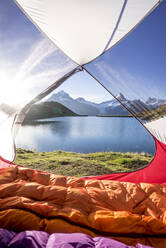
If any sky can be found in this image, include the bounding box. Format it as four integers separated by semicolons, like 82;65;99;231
0;0;166;105
84;0;166;102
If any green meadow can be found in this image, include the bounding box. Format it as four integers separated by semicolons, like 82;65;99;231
15;149;152;177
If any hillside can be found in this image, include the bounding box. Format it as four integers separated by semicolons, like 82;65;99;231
23;101;77;123
140;103;166;121
22;92;166;122
47;91;99;115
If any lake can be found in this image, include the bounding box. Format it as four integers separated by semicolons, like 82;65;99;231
15;116;155;154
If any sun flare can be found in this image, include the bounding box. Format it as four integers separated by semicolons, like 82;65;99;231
0;71;19;105
0;70;32;107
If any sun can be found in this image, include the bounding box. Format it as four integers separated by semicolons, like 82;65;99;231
0;71;15;104
0;70;27;106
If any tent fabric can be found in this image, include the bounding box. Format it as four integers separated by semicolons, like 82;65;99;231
0;115;16;163
14;0;161;65
0;157;14;169
84;51;166;146
0;229;154;248
0;1;78;162
0;0;163;163
0;166;166;247
0;137;165;184
84;138;166;183
0;2;166;248
0;60;78;162
0;0;162;163
145;117;166;145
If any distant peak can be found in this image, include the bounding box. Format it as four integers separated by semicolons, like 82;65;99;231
146;97;166;106
147;97;157;101
116;93;126;101
46;90;73;102
56;90;70;97
76;97;86;102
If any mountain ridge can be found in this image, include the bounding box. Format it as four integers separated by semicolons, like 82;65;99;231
23;101;77;123
46;90;166;116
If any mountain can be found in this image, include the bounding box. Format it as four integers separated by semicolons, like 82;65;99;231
76;97;98;108
46;91;166;116
140;103;166;121
23;101;77;122
98;93;128;115
46;91;131;115
146;97;166;109
47;91;99;115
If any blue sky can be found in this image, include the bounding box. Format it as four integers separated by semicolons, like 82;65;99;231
85;0;166;101
0;0;166;104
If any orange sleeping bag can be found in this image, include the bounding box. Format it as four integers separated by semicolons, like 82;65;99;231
0;166;166;248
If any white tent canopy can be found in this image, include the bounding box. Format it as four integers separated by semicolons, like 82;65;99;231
15;0;160;65
0;0;163;161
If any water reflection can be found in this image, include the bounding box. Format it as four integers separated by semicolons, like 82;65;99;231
16;116;155;154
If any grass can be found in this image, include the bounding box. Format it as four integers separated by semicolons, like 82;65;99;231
137;104;166;121
14;148;153;177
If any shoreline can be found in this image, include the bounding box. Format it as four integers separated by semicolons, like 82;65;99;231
96;114;133;117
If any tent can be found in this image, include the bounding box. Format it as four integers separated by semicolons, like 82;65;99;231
0;0;166;247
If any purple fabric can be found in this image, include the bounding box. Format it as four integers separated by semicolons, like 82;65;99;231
94;236;129;248
0;229;154;248
0;229;16;248
9;231;49;248
47;233;95;247
136;245;154;248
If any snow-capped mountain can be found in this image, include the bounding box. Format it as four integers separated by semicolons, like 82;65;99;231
76;97;99;108
46;91;99;115
46;91;130;115
46;91;166;116
146;97;166;109
97;93;129;114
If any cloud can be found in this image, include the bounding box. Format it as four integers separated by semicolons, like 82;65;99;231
0;34;76;106
21;62;76;100
15;38;57;81
93;60;161;102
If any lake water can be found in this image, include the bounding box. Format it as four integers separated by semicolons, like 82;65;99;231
15;116;155;154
